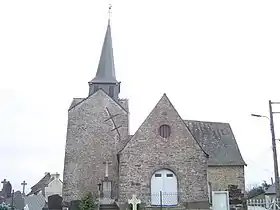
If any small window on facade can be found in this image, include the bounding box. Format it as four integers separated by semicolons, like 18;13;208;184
94;85;99;92
159;124;171;138
109;86;114;97
166;174;173;177
155;174;162;177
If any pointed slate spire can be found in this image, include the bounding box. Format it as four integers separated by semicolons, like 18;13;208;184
89;19;117;84
88;6;121;99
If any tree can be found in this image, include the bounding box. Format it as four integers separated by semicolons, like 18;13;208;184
261;181;271;191
79;192;96;210
246;180;272;199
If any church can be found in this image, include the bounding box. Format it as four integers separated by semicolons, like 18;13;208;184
62;17;246;209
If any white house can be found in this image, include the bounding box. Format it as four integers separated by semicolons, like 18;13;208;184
27;172;63;200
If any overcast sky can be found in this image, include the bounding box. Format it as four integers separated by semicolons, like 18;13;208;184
0;0;280;193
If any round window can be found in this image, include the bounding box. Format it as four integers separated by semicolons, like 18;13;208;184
159;124;171;138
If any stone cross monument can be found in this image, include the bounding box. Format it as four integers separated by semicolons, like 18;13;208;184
128;194;141;210
21;181;27;195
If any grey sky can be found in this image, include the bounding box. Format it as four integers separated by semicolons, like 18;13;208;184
0;0;280;192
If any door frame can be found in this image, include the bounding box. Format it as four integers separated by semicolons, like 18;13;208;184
150;168;178;206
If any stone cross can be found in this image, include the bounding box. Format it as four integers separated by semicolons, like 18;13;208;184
128;194;141;210
21;180;27;194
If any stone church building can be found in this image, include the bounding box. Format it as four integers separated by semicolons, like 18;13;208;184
62;19;246;209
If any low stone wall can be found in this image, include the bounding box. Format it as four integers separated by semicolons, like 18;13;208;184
117;200;209;210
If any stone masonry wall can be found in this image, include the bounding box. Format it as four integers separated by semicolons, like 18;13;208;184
119;94;209;205
62;90;129;202
207;165;245;193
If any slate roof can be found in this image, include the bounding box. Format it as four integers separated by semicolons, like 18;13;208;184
185;120;246;166
27;173;53;196
89;20;117;84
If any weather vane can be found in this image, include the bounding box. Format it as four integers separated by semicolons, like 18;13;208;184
108;4;112;21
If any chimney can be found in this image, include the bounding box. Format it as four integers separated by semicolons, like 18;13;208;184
51;172;60;179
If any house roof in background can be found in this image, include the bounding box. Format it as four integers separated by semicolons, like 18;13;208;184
27;173;53;196
265;184;276;195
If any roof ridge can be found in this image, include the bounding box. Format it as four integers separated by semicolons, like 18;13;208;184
68;88;128;113
118;93;209;157
185;119;230;124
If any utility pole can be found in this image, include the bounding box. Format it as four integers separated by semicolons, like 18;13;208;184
269;100;280;200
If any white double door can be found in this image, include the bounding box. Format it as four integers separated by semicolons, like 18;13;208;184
151;169;178;206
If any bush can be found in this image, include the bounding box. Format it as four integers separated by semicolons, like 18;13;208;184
0;203;11;210
79;192;97;210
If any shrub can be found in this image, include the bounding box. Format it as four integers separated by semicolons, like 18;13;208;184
79;192;97;210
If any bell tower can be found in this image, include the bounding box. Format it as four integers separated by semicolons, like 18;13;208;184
88;8;120;100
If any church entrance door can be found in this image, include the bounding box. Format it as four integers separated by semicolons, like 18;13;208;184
151;169;178;206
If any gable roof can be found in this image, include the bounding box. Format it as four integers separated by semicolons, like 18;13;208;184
185;120;246;166
27;173;53;196
119;94;209;157
68;89;128;113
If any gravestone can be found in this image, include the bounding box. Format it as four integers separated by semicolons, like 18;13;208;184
69;200;81;210
12;191;25;210
0;195;5;204
128;194;141;210
48;194;62;210
1;179;12;199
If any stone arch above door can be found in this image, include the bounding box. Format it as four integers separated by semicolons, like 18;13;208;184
151;169;178;206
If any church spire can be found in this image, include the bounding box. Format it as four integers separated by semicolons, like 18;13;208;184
88;5;120;99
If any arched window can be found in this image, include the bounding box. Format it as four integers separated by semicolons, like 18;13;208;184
159;125;171;138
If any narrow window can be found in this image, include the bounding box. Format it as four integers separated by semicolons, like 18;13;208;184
166;174;173;177
109;86;114;97
155;174;162;177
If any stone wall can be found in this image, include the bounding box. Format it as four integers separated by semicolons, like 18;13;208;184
207;165;245;193
119;94;209;205
62;90;129;202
